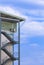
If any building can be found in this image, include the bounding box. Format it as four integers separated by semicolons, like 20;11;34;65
0;11;25;65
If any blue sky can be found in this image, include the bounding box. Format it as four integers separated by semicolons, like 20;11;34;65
0;0;44;65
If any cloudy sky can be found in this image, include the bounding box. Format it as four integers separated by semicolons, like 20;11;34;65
0;0;44;65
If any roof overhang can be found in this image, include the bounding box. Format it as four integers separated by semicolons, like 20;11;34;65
0;11;25;23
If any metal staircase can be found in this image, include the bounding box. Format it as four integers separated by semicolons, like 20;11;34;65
1;31;18;65
1;47;17;60
2;42;12;48
1;58;11;65
1;31;17;44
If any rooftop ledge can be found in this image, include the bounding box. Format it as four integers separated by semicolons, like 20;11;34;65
0;11;25;23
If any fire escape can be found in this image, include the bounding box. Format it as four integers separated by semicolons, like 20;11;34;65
0;12;25;65
1;31;18;65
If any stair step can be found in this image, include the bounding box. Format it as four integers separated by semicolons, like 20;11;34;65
1;31;17;44
1;58;10;65
1;48;17;60
1;41;15;49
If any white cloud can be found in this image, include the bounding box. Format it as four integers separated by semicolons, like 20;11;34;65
15;7;44;21
22;9;44;20
21;18;44;37
17;0;44;5
0;6;27;19
28;9;44;17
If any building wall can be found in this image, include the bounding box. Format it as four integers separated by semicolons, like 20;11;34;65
1;34;13;65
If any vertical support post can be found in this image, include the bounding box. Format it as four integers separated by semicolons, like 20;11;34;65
0;13;1;65
13;33;14;65
18;22;20;65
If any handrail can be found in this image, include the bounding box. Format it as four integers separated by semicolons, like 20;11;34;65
1;31;17;44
